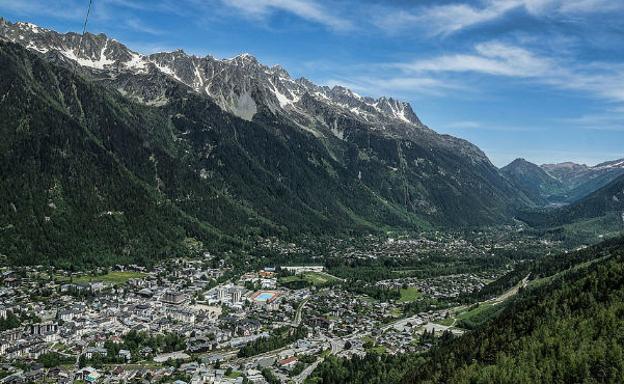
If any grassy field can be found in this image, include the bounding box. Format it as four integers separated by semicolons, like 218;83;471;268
279;271;341;287
435;317;455;326
398;287;422;303
57;271;146;285
226;371;242;379
455;303;505;330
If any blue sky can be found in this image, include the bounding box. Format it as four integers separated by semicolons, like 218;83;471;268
1;0;623;167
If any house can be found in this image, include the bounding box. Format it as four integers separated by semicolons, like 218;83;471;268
85;347;108;359
118;349;132;361
161;291;187;305
140;346;153;357
277;356;298;371
76;367;100;383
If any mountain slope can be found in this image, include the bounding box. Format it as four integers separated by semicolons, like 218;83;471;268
501;158;563;205
0;41;238;267
542;159;624;203
518;173;624;228
0;40;425;266
0;19;537;265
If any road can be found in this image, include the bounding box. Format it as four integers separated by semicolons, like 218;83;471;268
484;274;530;304
293;298;309;326
293;358;322;384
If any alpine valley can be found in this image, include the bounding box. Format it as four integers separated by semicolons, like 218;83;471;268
0;19;540;266
1;10;624;384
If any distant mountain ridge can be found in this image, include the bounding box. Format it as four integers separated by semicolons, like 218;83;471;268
0;19;534;265
517;173;624;228
541;159;624;203
501;158;563;206
502;157;624;206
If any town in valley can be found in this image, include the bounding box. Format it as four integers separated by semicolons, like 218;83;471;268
0;231;562;383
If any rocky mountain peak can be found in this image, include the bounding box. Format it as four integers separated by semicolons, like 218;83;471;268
0;19;427;135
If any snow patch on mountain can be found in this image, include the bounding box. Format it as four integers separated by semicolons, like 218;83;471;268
58;42;115;70
1;19;427;132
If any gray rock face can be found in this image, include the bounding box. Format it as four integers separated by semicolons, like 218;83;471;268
0;19;423;130
0;19;497;166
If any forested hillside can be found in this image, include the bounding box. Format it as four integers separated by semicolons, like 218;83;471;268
308;236;624;384
0;42;236;267
501;158;563;205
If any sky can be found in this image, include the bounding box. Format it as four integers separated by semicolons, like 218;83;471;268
0;0;623;167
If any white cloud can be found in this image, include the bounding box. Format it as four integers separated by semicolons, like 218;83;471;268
124;18;164;35
446;121;483;129
375;0;624;35
325;75;466;98
558;111;624;131
396;41;624;104
221;0;351;30
398;42;553;77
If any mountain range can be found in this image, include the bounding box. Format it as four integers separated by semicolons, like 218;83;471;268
517;173;624;228
502;157;624;206
0;18;620;265
501;157;624;229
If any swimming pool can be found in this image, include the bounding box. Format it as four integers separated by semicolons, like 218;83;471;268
254;292;275;302
251;290;280;303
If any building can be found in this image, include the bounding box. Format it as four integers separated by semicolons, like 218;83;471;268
278;356;299;371
85;347;108;359
282;265;324;274
217;288;227;301
76;367;100;383
231;289;242;304
161;291;187;305
29;322;58;336
57;310;75;322
118;349;132;361
166;308;196;324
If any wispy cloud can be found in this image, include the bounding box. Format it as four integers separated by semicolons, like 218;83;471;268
375;0;624;35
0;0;85;20
446;121;483;129
558;110;624;131
124;18;163;35
395;40;624;103
325;75;466;98
398;42;553;77
220;0;352;30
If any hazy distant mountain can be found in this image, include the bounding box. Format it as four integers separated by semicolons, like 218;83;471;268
0;19;533;265
501;158;563;205
501;157;624;207
541;159;624;203
518;173;624;228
